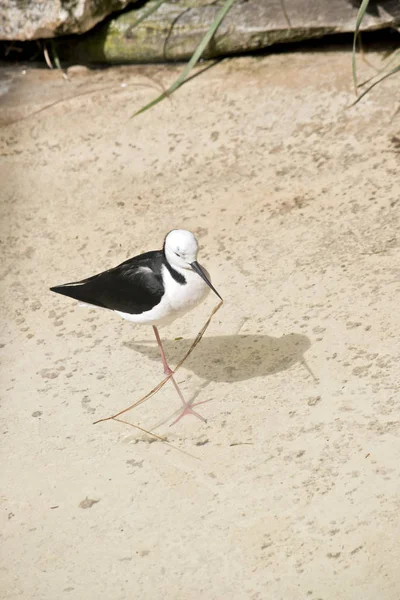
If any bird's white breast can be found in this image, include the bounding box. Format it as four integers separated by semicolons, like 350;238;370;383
164;264;210;314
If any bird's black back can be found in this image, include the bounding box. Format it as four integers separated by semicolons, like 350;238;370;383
50;250;166;314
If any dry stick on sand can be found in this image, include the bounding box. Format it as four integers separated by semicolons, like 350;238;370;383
93;300;224;440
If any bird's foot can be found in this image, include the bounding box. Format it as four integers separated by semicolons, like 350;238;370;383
169;399;211;427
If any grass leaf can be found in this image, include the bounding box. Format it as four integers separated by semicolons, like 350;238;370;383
350;63;400;106
129;0;167;30
358;49;400;88
352;0;371;95
130;0;236;118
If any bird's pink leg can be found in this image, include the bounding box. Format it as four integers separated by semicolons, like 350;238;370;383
153;325;173;376
153;326;208;424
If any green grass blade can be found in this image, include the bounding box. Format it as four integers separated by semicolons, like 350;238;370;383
50;40;62;70
359;49;400;87
49;39;69;80
350;63;400;106
352;0;371;95
131;0;236;118
129;0;167;29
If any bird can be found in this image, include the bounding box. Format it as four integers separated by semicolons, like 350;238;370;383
50;229;222;425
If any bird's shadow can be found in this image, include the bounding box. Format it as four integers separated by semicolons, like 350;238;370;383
123;332;313;383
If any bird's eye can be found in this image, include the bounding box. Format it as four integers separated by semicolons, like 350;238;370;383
174;252;180;257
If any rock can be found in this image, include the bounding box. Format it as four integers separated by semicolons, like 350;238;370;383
54;0;400;64
66;64;90;76
0;0;133;41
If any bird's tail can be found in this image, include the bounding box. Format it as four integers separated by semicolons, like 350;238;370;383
50;280;106;309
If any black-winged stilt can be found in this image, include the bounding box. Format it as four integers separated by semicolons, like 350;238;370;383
50;229;222;424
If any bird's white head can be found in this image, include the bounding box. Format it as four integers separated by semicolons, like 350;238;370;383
163;229;222;300
164;229;199;270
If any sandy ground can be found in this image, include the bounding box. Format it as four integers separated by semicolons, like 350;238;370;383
1;50;399;599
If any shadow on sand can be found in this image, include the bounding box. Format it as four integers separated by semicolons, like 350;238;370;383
123;332;314;383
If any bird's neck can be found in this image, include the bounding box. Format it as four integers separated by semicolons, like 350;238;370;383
163;257;187;284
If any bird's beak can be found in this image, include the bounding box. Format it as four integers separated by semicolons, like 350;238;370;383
190;261;223;301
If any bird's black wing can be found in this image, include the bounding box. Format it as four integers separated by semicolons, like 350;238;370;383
50;250;165;314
